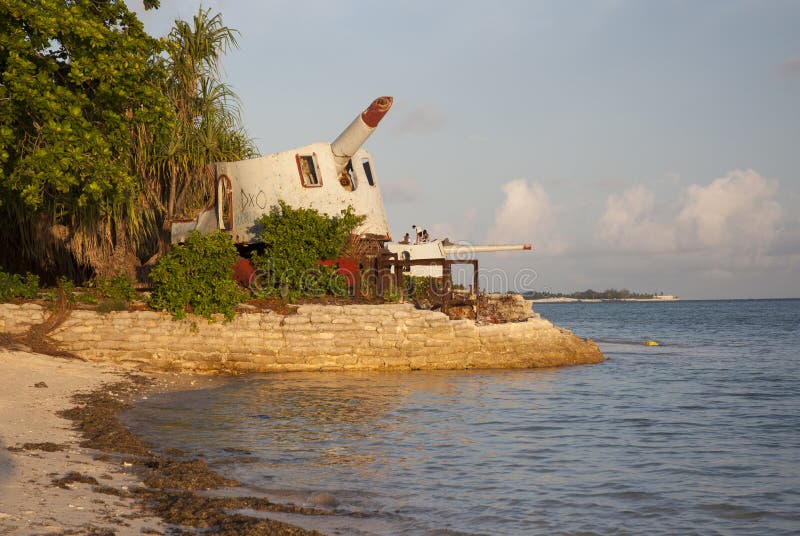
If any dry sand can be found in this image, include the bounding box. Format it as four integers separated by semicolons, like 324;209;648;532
0;349;165;535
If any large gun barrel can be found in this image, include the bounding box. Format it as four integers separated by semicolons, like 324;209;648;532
331;96;393;173
443;244;533;255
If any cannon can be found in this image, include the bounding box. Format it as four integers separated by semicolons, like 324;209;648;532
385;240;533;278
171;97;394;245
442;243;532;255
331;96;393;173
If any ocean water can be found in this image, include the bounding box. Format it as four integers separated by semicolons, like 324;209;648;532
123;299;800;535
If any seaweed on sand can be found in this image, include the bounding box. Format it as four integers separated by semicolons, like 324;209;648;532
59;374;326;535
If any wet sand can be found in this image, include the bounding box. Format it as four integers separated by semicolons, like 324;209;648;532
0;350;325;535
0;350;166;534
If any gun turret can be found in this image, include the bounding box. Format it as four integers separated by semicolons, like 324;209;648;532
331;96;393;173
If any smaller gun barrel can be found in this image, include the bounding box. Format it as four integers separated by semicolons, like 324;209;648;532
331;96;393;173
443;244;533;255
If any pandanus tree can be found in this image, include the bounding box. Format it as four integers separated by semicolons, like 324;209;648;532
136;7;256;261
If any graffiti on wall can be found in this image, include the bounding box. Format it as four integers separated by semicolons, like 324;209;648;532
240;189;269;211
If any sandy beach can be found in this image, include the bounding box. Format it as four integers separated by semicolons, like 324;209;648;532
0;349;326;535
0;350;166;535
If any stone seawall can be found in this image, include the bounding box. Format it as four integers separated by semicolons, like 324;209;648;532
0;303;604;373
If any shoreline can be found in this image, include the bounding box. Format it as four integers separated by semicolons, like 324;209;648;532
1;298;603;533
0;350;325;535
1;346;608;535
0;350;165;534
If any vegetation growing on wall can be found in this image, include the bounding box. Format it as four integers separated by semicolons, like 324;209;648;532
93;274;138;304
250;201;365;301
149;231;245;320
0;268;39;302
80;273;139;312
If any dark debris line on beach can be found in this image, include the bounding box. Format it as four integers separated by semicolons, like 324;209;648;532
56;374;327;536
6;441;66;452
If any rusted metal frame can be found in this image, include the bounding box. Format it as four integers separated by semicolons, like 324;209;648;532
386;258;479;315
442;261;452;314
393;255;403;295
388;258;446;304
374;251;398;298
469;259;479;318
452;259;481;295
354;266;363;300
443;259;478;316
391;259;448;266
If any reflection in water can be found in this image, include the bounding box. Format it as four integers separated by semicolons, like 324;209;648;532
125;300;800;536
147;369;565;480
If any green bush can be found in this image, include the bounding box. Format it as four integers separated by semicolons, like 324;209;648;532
149;231;246;320
251;201;364;300
94;274;137;303
403;274;446;303
58;276;78;306
383;280;403;303
0;269;40;302
76;273;138;311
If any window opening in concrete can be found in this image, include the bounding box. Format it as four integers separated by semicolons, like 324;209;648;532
217;175;233;231
296;154;321;187
361;158;375;186
339;160;355;191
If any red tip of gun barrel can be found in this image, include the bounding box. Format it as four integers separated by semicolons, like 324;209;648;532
362;96;393;128
523;244;532;250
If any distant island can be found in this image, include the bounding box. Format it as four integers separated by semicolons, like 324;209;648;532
522;289;679;302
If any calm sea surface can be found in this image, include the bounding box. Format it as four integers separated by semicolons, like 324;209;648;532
123;299;800;535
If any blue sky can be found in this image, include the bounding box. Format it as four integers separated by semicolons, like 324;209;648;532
134;0;800;299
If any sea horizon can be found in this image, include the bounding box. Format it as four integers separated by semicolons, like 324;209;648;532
530;296;800;302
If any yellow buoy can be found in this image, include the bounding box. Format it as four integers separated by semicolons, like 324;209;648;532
644;340;660;346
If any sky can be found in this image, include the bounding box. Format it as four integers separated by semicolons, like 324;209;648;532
133;0;800;299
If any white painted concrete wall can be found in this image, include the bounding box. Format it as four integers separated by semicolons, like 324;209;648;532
172;143;390;244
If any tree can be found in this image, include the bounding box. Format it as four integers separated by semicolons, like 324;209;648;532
0;0;171;279
135;7;256;259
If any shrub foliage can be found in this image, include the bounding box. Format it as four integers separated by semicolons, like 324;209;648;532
251;201;364;300
94;274;138;303
0;268;39;302
149;231;245;320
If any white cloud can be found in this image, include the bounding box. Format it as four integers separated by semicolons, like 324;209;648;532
600;184;654;234
598;185;676;252
597;169;786;268
676;169;782;254
487;179;566;255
